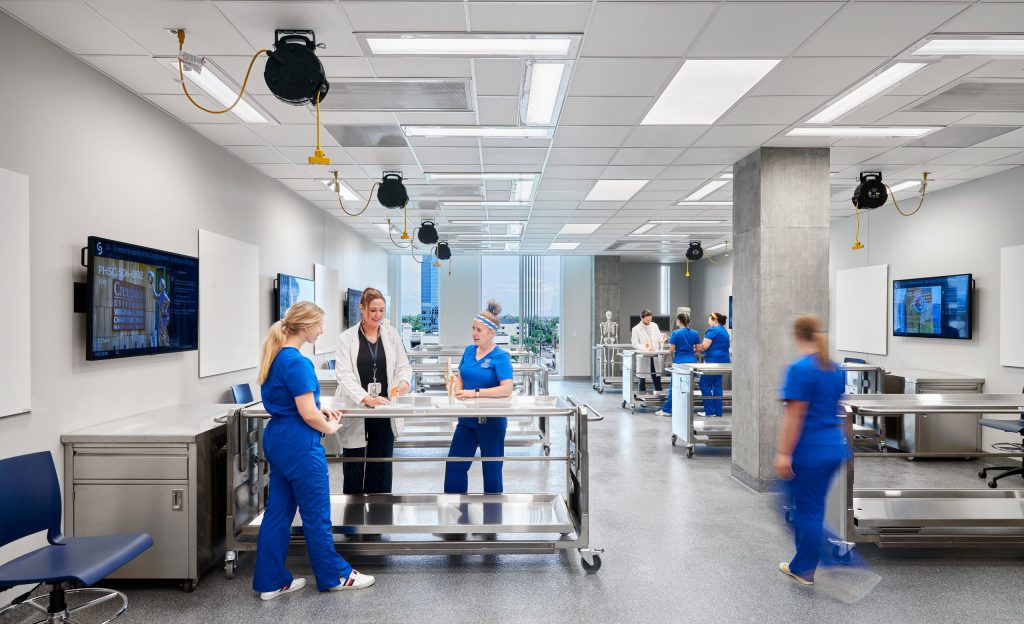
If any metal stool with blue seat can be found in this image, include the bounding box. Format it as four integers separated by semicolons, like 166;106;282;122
0;452;152;623
978;387;1024;489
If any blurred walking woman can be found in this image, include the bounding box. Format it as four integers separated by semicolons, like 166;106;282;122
253;302;374;600
443;300;514;494
775;316;850;586
335;287;412;494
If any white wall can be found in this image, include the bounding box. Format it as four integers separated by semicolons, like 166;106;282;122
0;11;386;573
618;262;690;338
687;255;734;334
561;256;593;378
439;256;482;345
830;166;1024;446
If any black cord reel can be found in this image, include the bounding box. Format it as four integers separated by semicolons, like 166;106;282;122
852;172;888;209
436;241;452;261
418;221;439;245
264;30;329;106
686;241;704;261
378;173;409;209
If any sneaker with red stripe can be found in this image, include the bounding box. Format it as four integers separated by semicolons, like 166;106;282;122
329;570;375;591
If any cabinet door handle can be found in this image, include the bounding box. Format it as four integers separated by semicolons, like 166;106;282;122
171;489;184;511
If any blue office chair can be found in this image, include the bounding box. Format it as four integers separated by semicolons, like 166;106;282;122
326;359;337;370
977;386;1024;488
230;383;254;404
843;357;867;364
0;452;152;623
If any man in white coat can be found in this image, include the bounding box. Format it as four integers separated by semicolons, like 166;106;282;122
631;309;664;394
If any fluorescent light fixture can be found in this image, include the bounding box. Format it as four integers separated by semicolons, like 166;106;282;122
632;223;657;235
524;62;566;125
584;179;649;201
913;38;1024;56
557;223;601;236
448;220;525;225
642;59;780;125
888;180;920;192
706;243;728;253
363;34;577;58
549;242;579;250
676;201;732;207
719;173;734;179
426;172;539;181
374;223;399;235
164;59;268;124
511;178;536;202
684;179;729;201
652;220;724;225
787;127;938;138
505;242;520;252
320;178;361;201
459;234;522;239
403;126;552;138
442;201;530;207
807;63;926;124
508;222;524;236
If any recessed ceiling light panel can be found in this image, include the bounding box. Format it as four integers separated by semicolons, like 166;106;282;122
584;179;649;201
807;63;926;124
642;59;779;125
358;33;581;58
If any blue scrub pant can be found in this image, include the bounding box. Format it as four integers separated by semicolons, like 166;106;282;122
661;393;672;414
254;423;352;592
699;374;724;416
444;417;507;494
787;459;843;578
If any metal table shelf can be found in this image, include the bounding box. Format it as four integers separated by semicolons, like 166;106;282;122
621;349;671;413
592;344;630;394
669;364;733;457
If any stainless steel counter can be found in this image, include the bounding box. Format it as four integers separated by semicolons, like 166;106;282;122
60;404;240;444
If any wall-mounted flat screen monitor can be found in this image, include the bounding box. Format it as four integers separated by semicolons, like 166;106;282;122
86;236;199;361
728;296;733;330
346;288;363;328
630;315;671;333
893;273;973;340
276;273;314;321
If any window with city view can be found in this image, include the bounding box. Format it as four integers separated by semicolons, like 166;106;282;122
481;255;561;373
400;254;440;343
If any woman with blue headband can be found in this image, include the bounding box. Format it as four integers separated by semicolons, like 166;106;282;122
443;299;514;494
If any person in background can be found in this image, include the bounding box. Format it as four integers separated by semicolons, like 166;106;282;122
630;309;664;394
253;302;374;600
655;312;700;418
443;300;514;495
775;315;851;586
695;312;731;417
335;287;412;495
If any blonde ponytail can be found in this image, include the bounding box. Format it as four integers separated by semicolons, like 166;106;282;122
257;301;325;384
794;315;830;369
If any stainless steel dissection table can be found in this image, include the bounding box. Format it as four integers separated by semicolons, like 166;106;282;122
669;363;733;457
592;343;630;394
621;349;671;412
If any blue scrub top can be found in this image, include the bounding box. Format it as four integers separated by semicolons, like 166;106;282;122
668;328;700;364
459;345;514;390
261;346;320;424
780;354;849;466
703;325;731;363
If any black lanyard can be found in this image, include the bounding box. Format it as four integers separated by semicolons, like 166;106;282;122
362;329;381;382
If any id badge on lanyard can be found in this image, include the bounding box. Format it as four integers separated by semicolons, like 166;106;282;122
368;380;382;398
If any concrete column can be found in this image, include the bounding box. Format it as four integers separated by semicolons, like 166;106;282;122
593;256;621;343
731;147;831;492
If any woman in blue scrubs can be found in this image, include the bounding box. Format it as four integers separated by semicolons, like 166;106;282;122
655;312;700;418
695;312;731;417
775;315;850;586
444;300;515;494
253;302;375;600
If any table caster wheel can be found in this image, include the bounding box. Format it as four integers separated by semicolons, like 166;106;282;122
671;434;677;446
621;400;627;409
978;470;988;478
581;554;602;574
225;560;235;580
686;446;694;459
182;580;196;593
989;480;998;489
598;387;604;394
543;444;551;456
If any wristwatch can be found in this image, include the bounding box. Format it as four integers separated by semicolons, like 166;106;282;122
475;389;480;399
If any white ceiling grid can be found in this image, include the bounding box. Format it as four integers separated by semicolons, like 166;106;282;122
1;0;1023;261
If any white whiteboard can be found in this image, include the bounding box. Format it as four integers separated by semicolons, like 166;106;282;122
314;263;340;355
836;264;888;355
199;230;260;378
0;168;31;417
1001;245;1024;368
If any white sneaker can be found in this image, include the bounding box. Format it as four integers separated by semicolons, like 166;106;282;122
655;410;669;417
696;411;707;417
329;570;375;591
259;577;306;601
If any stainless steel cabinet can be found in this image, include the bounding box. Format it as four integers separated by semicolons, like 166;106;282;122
898;370;985;454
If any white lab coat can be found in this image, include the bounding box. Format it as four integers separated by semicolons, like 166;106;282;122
631;321;664;376
334;324;412;449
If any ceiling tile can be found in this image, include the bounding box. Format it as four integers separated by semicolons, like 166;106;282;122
412;147;482;165
829;95;919;126
968;60;1024;80
467;2;591;32
558;97;651;125
863;147;957;165
340;1;466;32
368;57;472;78
657;165;731;180
546;148;617;166
277;146;354;165
935;2;1024;33
905;126;1018;149
610;148;685;166
973;128;1024;149
927;147;1024;166
689;2;843;57
876;111;971;126
692;126;786;148
215;1;363;56
226;145;290;164
674;148;756;166
253;163;304;178
345;146;418;165
795;3;969;57
622;126;708;148
88;0;255;55
539;179;594;192
83;55;182;94
829;147;889;165
481;147;549;165
542;165;608;179
751;57;886;97
144;94;235;124
887;59;989;97
553;126;632;148
394;112;480;125
0;0;148;54
251;124;340;147
949;164;1022;180
252;95;316;124
535;190;589;201
642;179;702;192
580;2;716;57
568;58;679;97
601;165;667;179
191;123;266;146
474;59;524;97
477;97;520;125
718;96;829;125
480;138;551;149
952;113;1024;126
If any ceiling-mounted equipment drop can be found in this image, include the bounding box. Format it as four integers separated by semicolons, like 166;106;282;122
686;241;704;261
418;221;439;245
264;30;329;106
852;172;888;209
377;173;409;208
436;241;452;261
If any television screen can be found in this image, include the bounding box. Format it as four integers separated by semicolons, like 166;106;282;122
629;315;671;343
728;296;733;330
346;288;363;328
86;236;199;361
893;273;973;340
276;273;314;321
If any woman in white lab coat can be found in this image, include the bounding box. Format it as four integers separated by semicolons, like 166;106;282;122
630;309;664;393
334;288;412;494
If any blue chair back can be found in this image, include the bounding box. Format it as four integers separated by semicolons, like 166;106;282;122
0;452;63;547
231;383;254;404
843;357;867;364
326;359;337;370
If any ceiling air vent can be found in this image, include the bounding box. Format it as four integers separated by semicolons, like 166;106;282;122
318;79;473;112
911;80;1024;113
